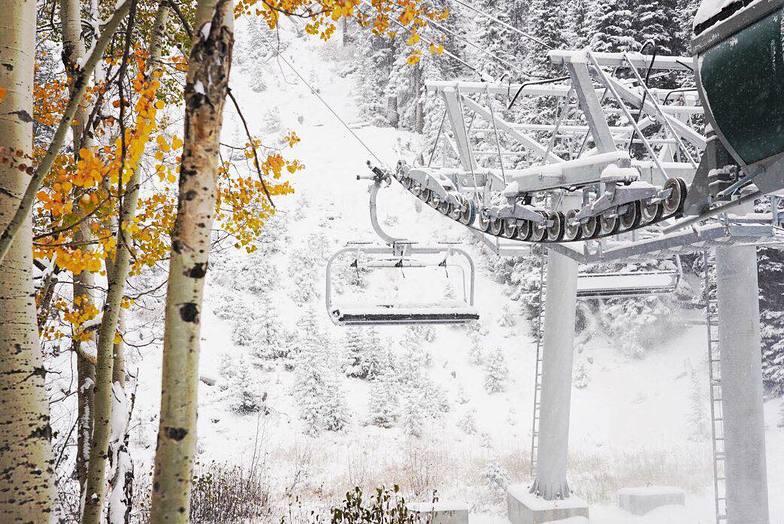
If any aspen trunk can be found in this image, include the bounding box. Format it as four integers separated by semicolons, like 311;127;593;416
60;0;99;502
0;0;55;520
150;1;234;521
81;5;170;522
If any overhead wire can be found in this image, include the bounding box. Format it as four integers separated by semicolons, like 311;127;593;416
450;0;551;48
358;1;489;80
258;34;388;167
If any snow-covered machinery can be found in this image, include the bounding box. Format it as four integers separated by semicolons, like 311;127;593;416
324;165;479;326
690;0;784;209
385;49;704;244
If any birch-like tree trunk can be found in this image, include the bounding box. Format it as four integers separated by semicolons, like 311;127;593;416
60;0;99;501
0;0;55;520
82;5;171;522
150;1;234;521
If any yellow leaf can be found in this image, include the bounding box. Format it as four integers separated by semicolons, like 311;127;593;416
406;51;422;65
406;32;420;45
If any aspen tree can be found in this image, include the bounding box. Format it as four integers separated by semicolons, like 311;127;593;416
150;0;235;521
82;4;171;522
60;0;98;499
0;0;55;520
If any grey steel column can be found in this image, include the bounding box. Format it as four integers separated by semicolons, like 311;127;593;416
530;249;579;500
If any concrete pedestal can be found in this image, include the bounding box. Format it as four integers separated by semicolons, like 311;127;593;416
617;486;685;515
408;502;469;524
507;484;588;524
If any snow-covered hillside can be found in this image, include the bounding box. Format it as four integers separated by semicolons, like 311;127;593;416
125;21;784;523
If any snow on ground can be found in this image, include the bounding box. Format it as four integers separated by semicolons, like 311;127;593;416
127;20;784;523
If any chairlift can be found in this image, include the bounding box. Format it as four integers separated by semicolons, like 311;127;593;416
325;245;479;326
576;256;684;299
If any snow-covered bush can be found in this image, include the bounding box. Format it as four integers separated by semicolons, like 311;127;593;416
483;348;508;394
497;303;518;329
211;290;249;321
482;462;510;500
457;410;478;435
573;355;591;389
231;297;288;361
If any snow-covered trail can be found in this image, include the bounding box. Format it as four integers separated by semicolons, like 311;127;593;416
127;21;784;523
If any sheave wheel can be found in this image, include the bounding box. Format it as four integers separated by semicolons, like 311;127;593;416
581;216;600;239
618;202;641;232
662;177;687;217
477;211;491;232
489;217;504;236
563;210;582;242
639;199;663;225
546;211;565;242
599;212;620;236
516;220;532;241
458;199;476;225
501;219;517;239
529;214;547;242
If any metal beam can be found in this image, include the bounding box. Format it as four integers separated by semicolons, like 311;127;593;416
565;58;616;154
460;96;563;164
550;50;696;71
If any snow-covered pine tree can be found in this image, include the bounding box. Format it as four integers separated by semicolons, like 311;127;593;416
568;0;592;48
343;327;385;380
484;348;508;393
590;0;637;52
631;0;681;55
524;0;569;77
355;32;398;126
249;296;288;360
400;387;425;437
677;0;702;53
474;0;518;80
758;247;784;395
226;354;264;414
368;369;400;428
292;314;349;434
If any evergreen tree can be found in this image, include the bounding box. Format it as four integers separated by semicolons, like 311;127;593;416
484;348;508;393
568;0;592;48
344;327;385;380
758;247;784;395
355;33;398;125
250;297;288;360
590;0;637;52
226;354;264;414
292;320;349;434
368;370;400;428
524;0;570;76
631;0;682;54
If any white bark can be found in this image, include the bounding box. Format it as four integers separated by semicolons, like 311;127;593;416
0;0;55;520
150;1;234;521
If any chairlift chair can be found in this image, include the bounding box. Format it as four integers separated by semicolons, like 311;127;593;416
575;256;684;299
325;245;479;326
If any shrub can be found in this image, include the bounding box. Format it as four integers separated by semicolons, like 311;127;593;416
330;486;421;524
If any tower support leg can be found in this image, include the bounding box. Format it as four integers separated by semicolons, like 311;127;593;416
716;244;770;524
508;250;587;524
530;249;579;499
